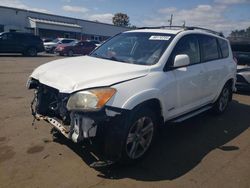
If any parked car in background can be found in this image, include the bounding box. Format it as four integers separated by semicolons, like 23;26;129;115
55;41;97;56
0;32;44;56
231;41;250;91
27;26;236;164
44;38;78;53
86;40;101;47
42;38;53;43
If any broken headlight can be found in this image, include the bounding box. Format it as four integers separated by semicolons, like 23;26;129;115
66;88;116;111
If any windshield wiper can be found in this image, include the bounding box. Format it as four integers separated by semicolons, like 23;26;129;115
90;53;127;63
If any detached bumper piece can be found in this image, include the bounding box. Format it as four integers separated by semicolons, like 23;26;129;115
34;113;97;143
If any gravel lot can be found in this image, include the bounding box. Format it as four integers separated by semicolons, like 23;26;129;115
0;54;249;188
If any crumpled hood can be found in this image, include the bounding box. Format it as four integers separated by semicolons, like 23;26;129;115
30;56;150;93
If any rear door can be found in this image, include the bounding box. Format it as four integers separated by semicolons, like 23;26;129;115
199;35;229;101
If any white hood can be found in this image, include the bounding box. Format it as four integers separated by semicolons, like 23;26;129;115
30;56;150;93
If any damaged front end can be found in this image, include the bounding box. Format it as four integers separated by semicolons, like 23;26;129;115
28;79;101;142
27;79;128;161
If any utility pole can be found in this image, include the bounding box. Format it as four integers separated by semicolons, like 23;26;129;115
168;14;173;28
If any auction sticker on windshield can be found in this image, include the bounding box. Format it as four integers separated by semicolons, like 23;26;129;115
149;36;171;40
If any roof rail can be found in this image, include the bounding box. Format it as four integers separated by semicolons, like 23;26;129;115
137;25;185;30
137;25;224;37
185;26;224;37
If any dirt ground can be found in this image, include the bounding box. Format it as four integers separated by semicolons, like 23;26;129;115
0;54;249;188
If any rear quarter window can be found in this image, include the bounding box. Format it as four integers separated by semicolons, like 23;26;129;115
218;39;229;58
199;35;219;62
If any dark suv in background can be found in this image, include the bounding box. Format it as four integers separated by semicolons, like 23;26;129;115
0;32;44;56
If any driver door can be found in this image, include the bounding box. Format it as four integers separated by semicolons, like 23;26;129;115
163;34;206;118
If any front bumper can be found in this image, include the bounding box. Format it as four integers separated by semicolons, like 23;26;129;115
34;107;129;161
44;46;55;52
28;80;130;161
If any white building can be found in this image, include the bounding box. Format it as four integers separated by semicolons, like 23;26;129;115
0;6;129;41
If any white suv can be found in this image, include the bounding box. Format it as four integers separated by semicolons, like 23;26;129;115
44;38;78;53
27;27;236;164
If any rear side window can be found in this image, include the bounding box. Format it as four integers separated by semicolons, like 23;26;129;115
218;39;229;58
61;39;74;43
200;35;219;62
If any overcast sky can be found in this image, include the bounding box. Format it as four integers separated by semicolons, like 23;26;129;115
0;0;250;35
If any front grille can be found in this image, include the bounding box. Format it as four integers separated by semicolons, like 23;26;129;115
36;84;70;123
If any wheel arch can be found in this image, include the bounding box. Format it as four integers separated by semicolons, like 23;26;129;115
215;77;234;102
122;92;164;126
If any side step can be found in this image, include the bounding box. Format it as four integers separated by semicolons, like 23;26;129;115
171;105;212;123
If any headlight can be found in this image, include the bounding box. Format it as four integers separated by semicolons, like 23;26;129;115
66;88;116;111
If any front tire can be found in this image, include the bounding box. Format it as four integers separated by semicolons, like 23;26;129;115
121;108;157;163
68;50;74;56
212;84;232;114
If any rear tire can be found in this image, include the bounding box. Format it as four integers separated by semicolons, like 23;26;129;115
25;47;37;57
212;83;232;114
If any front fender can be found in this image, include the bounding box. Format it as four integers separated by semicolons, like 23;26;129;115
121;88;162;110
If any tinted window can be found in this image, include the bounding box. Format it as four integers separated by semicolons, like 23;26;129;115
234;51;250;65
231;43;250;52
0;25;3;32
231;43;250;65
85;42;95;47
200;35;219;61
61;39;74;43
218;39;229;58
172;35;200;64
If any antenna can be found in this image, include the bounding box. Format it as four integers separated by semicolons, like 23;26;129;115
168;14;173;28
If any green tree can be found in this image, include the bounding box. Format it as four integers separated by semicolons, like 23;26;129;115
230;26;250;37
112;13;130;27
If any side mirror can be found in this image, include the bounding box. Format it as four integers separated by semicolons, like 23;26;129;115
173;54;190;67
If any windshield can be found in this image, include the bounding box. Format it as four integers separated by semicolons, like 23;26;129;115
231;44;250;66
52;38;59;43
90;32;174;65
